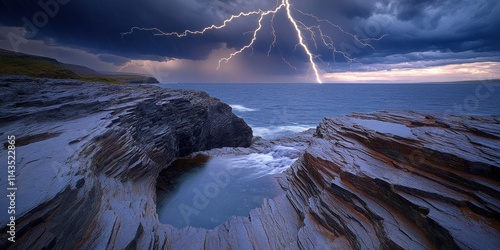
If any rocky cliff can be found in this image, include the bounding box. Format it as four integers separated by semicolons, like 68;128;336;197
0;78;498;249
0;77;252;249
287;111;500;249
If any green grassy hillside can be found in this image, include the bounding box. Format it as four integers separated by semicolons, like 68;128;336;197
0;57;80;79
0;49;159;84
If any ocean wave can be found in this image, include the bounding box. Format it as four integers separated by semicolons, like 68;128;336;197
252;125;315;139
229;104;258;112
220;145;301;178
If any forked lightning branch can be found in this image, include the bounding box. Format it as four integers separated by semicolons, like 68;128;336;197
122;0;384;84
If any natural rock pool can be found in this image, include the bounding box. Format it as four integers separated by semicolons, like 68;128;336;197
156;147;300;229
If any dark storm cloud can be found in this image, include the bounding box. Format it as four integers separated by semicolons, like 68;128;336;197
374;0;500;54
392;0;441;21
97;54;130;66
307;0;499;60
294;0;382;19
0;0;499;72
0;0;261;60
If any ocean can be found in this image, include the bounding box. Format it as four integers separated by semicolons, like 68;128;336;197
159;82;500;139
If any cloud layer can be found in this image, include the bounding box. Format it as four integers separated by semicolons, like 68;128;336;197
0;0;499;82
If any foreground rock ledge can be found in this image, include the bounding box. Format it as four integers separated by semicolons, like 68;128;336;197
288;111;499;249
174;111;499;249
0;78;498;249
0;78;252;249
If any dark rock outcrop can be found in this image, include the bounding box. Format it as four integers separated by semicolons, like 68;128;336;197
0;78;251;249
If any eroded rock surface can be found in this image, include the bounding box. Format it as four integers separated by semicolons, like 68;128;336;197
0;77;498;249
287;111;500;249
158;112;500;249
0;78;251;249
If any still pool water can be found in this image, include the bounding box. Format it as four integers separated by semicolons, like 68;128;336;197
156;147;299;229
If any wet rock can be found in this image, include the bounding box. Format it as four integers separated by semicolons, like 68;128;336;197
155;111;499;249
1;76;498;250
287;111;500;249
0;78;252;249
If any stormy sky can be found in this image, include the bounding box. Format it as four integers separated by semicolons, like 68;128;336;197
1;0;499;83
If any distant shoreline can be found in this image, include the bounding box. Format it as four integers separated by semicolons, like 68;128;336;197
0;49;159;84
155;79;500;84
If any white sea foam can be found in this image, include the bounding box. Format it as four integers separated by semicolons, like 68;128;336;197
221;145;301;179
229;104;258;112
252;125;315;139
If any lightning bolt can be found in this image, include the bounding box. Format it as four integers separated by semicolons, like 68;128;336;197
118;61;134;72
283;0;321;83
122;0;384;84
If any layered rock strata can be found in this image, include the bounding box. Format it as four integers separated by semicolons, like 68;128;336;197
0;78;252;249
287;111;500;249
0;77;498;249
176;111;499;249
